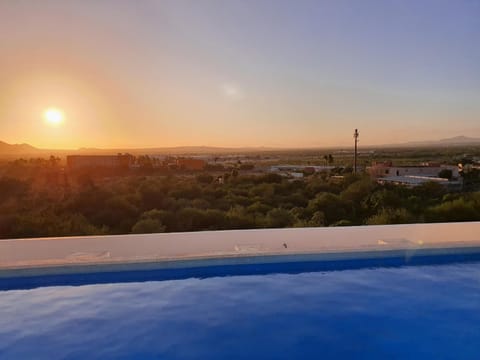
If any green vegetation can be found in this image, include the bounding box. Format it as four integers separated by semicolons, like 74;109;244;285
1;167;480;239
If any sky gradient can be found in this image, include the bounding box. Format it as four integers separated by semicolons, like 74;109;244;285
1;0;479;149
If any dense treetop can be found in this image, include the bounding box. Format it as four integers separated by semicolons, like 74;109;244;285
1;167;479;239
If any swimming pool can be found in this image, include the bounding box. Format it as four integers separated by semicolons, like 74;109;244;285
2;224;480;359
1;258;480;359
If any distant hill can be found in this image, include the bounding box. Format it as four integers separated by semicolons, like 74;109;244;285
0;141;39;155
400;136;480;147
0;141;280;158
76;145;280;155
1;135;480;158
437;136;480;145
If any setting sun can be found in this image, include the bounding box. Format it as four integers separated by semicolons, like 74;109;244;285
43;108;64;126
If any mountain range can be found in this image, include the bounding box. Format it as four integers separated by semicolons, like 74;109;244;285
0;141;39;155
1;136;480;157
400;136;480;147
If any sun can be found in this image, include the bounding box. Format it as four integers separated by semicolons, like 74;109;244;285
43;108;64;126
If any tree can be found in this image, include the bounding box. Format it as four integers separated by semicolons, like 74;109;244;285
131;218;166;234
328;154;334;165
438;169;453;180
265;208;295;228
95;196;139;233
202;209;228;230
341;178;375;203
414;182;446;201
308;211;326;227
460;168;480;191
48;155;61;167
425;198;479;223
196;174;214;184
226;206;256;229
331;219;353;227
308;192;348;225
136;209;175;231
257;173;283;184
323;155;329;166
76;173;95;189
137;155;153;171
138;179;165;209
54;214;108;236
0;177;30;202
363;189;403;214
239;163;254;171
366;208;414;225
247;201;272;215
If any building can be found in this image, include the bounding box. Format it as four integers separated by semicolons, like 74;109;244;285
176;158;206;171
270;165;336;173
378;175;462;189
368;162;459;179
67;154;134;170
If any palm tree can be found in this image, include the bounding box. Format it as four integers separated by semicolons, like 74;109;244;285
328;154;334;165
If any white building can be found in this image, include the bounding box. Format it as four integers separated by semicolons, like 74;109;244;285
378;175;462;190
368;162;459;179
270;165;336;173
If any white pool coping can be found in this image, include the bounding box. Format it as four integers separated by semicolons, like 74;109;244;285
1;222;480;277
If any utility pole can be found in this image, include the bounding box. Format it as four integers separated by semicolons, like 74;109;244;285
354;129;359;174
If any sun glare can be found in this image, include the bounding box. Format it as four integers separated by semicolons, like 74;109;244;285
44;108;64;126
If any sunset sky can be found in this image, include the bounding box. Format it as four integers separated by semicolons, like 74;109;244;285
1;0;479;149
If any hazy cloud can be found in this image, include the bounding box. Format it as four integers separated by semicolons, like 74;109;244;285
221;83;244;101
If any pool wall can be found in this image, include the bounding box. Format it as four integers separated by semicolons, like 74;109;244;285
1;222;480;282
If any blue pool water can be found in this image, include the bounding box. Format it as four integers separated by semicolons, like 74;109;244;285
1;261;480;359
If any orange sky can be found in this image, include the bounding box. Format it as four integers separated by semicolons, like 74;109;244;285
1;1;479;149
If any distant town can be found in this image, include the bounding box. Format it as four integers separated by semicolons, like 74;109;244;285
63;152;468;190
1;133;480;239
